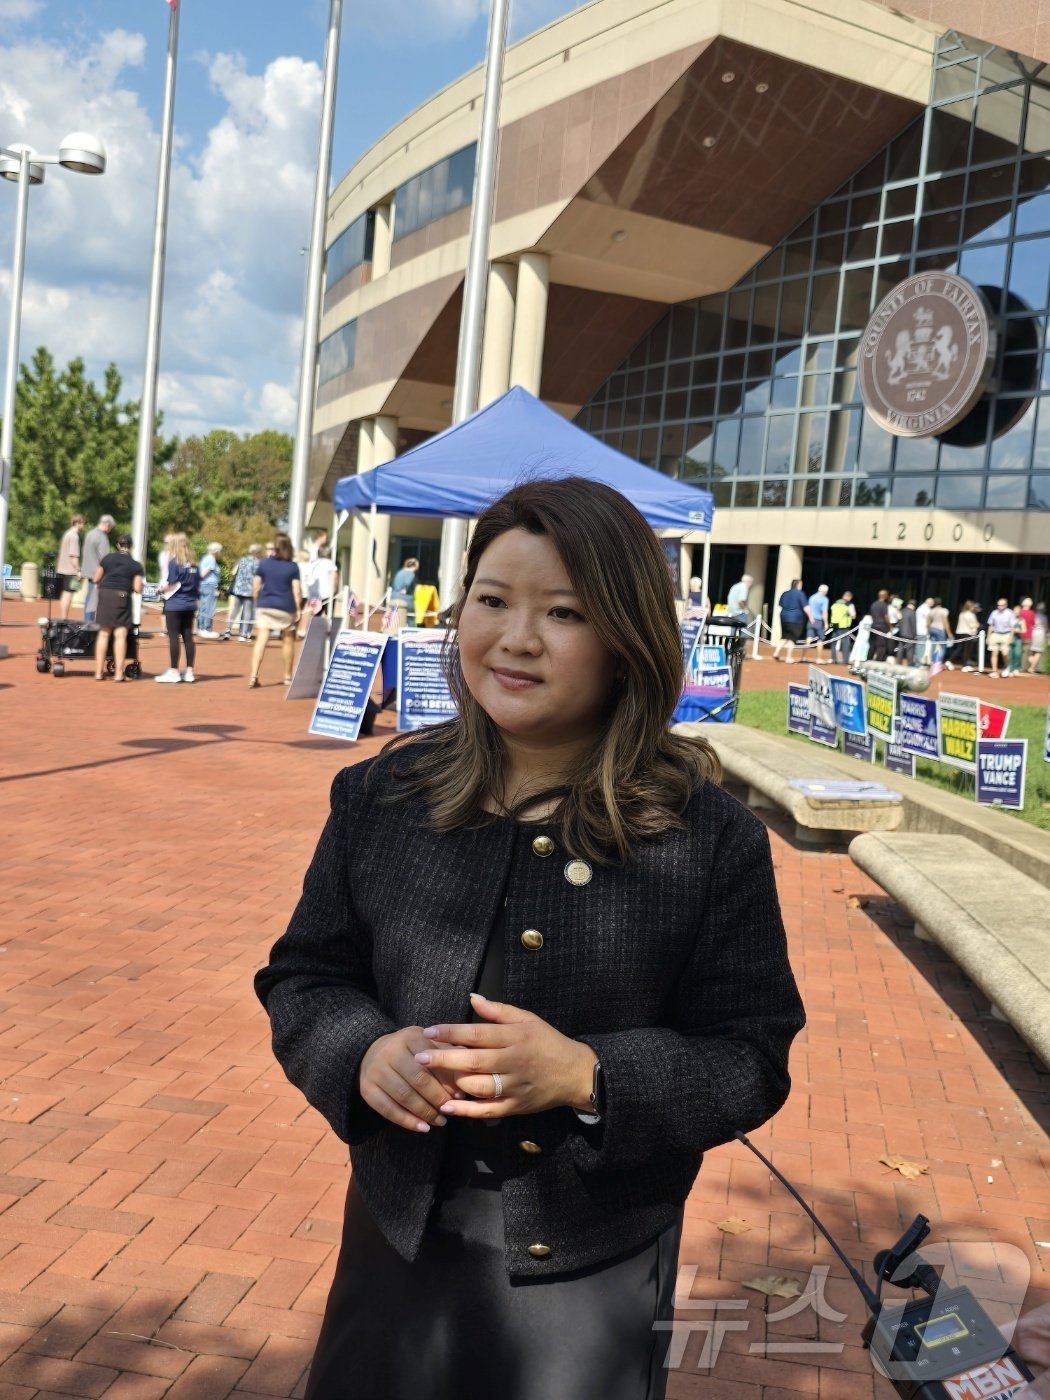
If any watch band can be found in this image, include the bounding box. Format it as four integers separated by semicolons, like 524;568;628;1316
573;1058;604;1125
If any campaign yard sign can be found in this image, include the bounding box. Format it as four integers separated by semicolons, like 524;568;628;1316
978;702;1011;740
938;691;979;771
807;666;838;747
897;693;939;760
884;740;916;777
787;684;810;735
398;628;458;732
680;620;703;672
865;670;898;742
830;676;866;735
697;664;733;692
699;644;727;668
309;631;387;743
975;739;1027;809
842;730;874;762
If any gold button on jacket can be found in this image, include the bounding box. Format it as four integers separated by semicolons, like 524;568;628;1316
520;929;544;950
531;835;555;857
519;1140;542;1155
528;1243;552;1258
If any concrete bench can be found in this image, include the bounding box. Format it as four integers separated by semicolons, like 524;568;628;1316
850;832;1050;1067
674;722;904;842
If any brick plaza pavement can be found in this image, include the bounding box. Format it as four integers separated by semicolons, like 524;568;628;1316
0;614;1047;1400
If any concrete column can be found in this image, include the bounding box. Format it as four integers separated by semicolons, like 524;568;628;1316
509;251;549;395
743;542;768;620
770;542;804;643
372;201;393;279
349;419;376;607
478;261;517;407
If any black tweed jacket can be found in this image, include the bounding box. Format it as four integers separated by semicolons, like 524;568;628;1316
255;747;805;1278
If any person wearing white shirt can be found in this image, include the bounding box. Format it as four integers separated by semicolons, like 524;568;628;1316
986;599;1016;677
915;596;933;665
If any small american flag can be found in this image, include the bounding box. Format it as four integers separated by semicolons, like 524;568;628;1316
166;0;177;8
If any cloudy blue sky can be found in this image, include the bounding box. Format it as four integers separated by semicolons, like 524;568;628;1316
0;0;573;437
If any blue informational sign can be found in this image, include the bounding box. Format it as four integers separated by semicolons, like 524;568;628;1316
2;575;20;595
699;644;726;668
830;676;867;735
680;620;703;672
309;631;387;743
842;730;874;761
897;692;939;760
697;665;733;692
142;582;164;603
787;683;810;735
884;741;916;778
975;739;1028;810
398;628;458;732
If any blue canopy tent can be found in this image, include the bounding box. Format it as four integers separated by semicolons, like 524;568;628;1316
334;387;714;618
334;386;714;531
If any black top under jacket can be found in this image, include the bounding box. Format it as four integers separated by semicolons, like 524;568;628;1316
255;744;806;1279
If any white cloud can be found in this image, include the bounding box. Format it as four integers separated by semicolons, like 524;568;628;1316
0;0;43;21
0;26;321;438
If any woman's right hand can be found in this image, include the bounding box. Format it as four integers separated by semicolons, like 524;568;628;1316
358;1027;459;1133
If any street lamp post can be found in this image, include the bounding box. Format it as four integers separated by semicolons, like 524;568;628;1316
0;133;106;615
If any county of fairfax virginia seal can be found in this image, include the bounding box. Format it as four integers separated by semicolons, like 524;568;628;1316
859;271;995;437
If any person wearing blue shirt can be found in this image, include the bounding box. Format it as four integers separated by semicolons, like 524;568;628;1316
772;579;811;663
807;584;830;662
155;534;202;684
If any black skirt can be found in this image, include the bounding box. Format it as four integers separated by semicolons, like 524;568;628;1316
95;587;132;630
304;1174;682;1400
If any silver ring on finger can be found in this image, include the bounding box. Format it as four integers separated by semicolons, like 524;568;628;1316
490;1072;503;1100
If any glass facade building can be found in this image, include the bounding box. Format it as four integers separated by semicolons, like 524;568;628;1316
578;36;1050;529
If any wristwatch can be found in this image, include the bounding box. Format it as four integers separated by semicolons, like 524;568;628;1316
574;1058;604;1125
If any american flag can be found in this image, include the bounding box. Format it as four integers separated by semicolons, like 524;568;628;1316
166;0;177;8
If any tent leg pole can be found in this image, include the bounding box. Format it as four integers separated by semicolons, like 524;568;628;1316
701;533;712;611
364;504;377;629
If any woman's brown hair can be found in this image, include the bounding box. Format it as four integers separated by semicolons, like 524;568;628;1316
383;477;719;863
272;532;294;561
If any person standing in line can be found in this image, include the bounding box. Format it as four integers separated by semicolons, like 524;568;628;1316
894;599;918;665
155;534;201;684
914;596;934;665
56;514;85;620
1027;602;1047;675
249;532;302;689
255;477;805;1400
806;583;830;663
80;515;114;622
157;533;174;586
726;572;753;624
224;544;261;641
197;542;223;638
1015;597;1036;676
828;590;856;665
952;601;981;671
390;556;420;628
986;598;1016;678
91;533;143;682
868;589;891;662
927;597;953;667
309;545;339;615
772;578;810;663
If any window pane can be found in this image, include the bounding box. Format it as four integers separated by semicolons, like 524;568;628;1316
928;101;973;172
936;474;983;508
985;474;1027;507
891;476;936;507
894;436;938;472
1007;238;1050;309
988;400;1036;471
1029;473;1050;508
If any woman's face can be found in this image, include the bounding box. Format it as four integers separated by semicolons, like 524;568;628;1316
458;529;617;749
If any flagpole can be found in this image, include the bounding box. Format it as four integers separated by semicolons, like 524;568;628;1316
436;0;512;609
288;0;344;551
130;0;180;581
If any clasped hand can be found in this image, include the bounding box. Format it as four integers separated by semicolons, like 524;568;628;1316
357;992;595;1135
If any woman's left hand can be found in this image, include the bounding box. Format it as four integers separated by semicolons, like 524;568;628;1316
416;993;596;1117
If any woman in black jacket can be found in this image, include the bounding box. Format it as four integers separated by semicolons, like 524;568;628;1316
256;478;805;1400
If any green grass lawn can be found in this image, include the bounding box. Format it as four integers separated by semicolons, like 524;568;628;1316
735;690;1050;832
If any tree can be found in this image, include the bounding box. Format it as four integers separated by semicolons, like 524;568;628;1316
5;348;176;566
5;349;293;573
